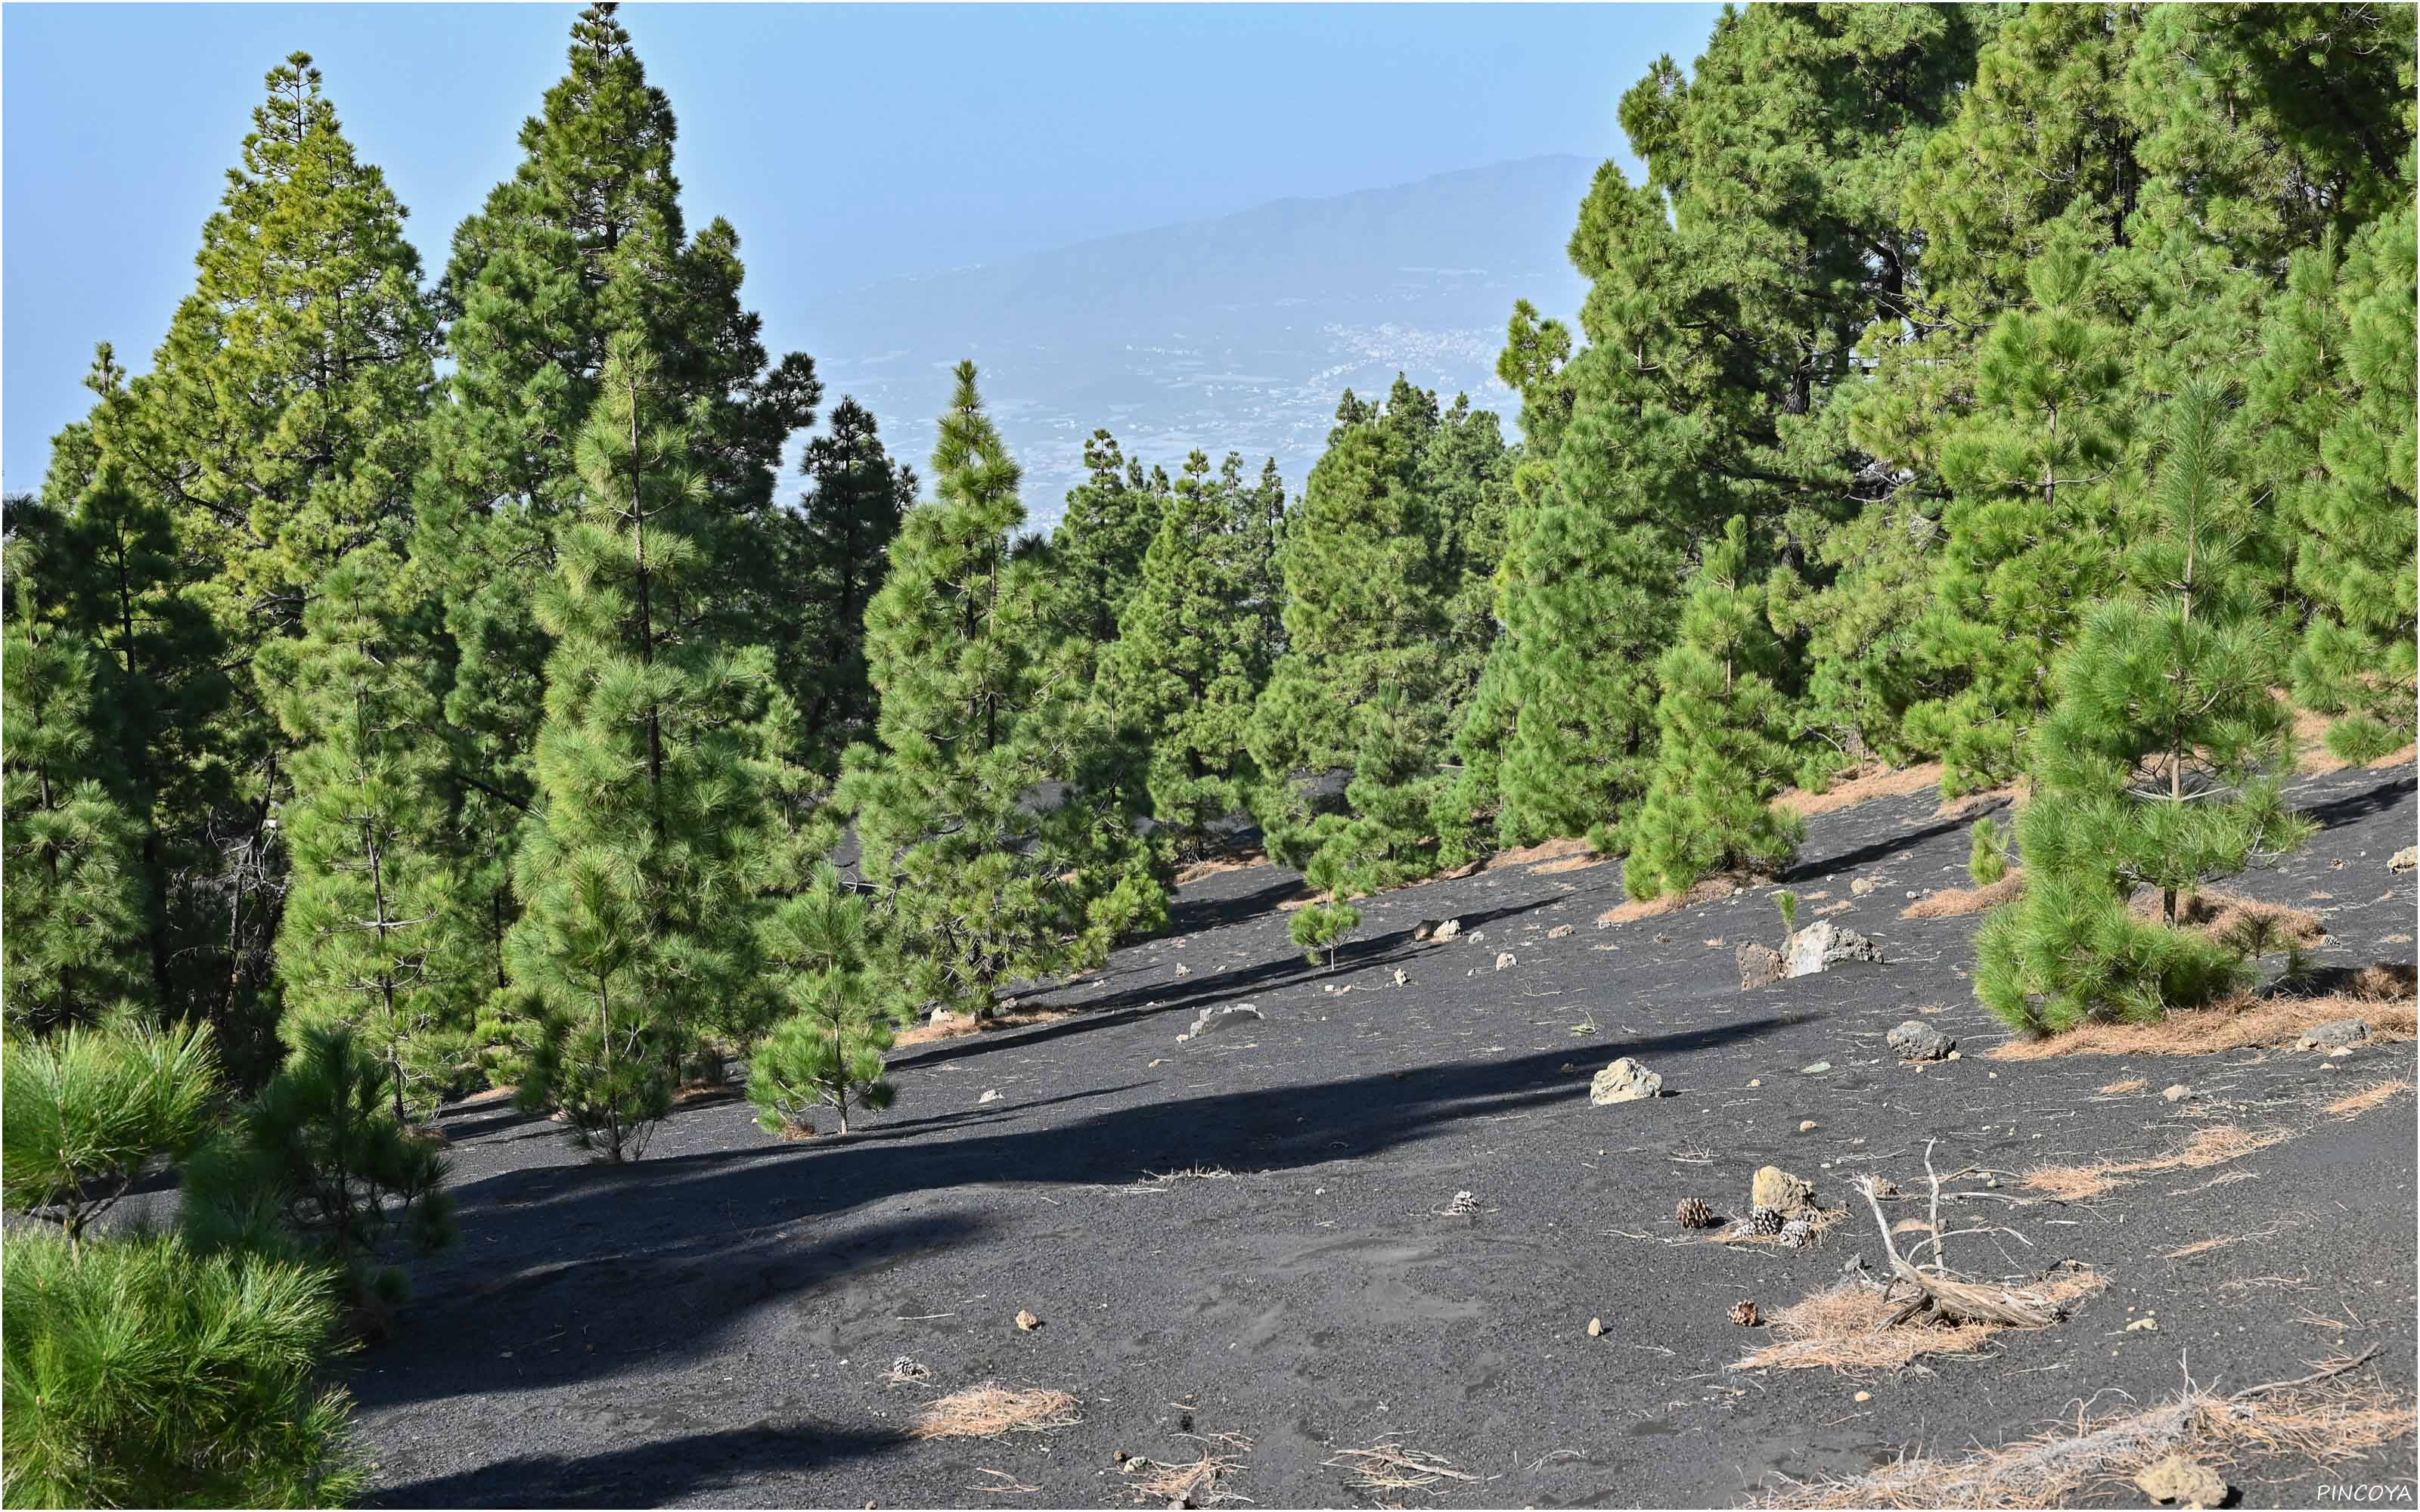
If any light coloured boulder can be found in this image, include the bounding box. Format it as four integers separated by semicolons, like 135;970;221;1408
1589;1058;1663;1105
1785;920;1884;977
2297;1018;2369;1052
1751;1166;1814;1213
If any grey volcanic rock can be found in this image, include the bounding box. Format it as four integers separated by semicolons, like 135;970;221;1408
2297;1018;2369;1052
1185;1003;1263;1041
1785;921;1883;977
1886;1019;1955;1061
1736;941;1786;991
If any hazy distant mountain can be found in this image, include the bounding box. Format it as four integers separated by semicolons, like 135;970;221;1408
802;155;1597;526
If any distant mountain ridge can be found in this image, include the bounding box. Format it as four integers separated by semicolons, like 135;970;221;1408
799;155;1598;524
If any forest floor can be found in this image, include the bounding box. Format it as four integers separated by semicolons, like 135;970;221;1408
355;760;2420;1508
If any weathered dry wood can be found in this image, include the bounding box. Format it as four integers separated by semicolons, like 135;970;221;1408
1855;1166;2061;1329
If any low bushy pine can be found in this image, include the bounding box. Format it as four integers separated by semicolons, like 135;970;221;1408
1977;386;2313;1033
748;865;900;1136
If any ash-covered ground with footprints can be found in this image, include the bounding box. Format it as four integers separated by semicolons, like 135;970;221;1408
357;762;2419;1507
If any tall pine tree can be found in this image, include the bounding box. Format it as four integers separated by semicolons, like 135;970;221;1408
1102;452;1276;852
837;364;1102;1015
2251;207;2418;762
1904;237;2136;795
1622;517;1803;900
417;2;820;1010
256;545;473;1122
780;398;914;772
502;335;772;1160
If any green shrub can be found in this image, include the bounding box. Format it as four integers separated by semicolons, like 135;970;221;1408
2;1018;217;1242
1967;816;2011;887
182;1024;455;1304
748;866;900;1137
2;1229;363;1508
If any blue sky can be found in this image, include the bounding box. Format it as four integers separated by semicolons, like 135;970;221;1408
2;3;1721;491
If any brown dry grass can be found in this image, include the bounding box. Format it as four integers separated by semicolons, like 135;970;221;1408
2021;1123;2290;1201
894;1004;1080;1049
2293;702;2420;774
1900;869;2027;919
1323;1439;1477;1495
2324;1079;2414;1120
1989;990;2418;1061
1489;835;1598;869
1736;1269;2105;1374
1120;1433;1252;1504
2127;887;2328;948
1174;853;1267;885
1935;782;2024;821
911;1384;1081;1439
1755;1377;2410;1508
1599;875;1741;925
2100;1077;2149;1095
1531;852;1608;875
1776;762;1944;820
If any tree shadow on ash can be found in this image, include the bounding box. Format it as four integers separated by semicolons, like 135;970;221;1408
1164;871;1311;934
367;1008;1806;1416
1781;810;1978;885
893;896;1564;1072
373;1417;905;1507
2297;770;2416;831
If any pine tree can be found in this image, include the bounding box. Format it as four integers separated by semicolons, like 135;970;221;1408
2251;207;2418;762
417;2;819;1003
2;497;150;1031
135;51;439;637
181;1024;457;1308
783;397;914;770
1976;386;2312;1034
51;52;442;1077
1049;432;1168;650
23;368;236;1034
502;334;772;1160
1622;518;1804;900
1100;452;1271;851
1249;381;1491;890
256;545;473;1121
747;865;899;1136
2;622;151;1034
837;364;1101;1014
1905;237;2136;795
1482;445;1686;852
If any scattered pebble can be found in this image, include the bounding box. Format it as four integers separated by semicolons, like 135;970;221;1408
1494;952;1517;971
1587;1317;1605;1337
2127;1316;2159;1331
1800;1061;1832;1075
1798;1120;1817;1133
1853;1390;1872;1403
2163;1083;2191;1101
1015;1309;1042;1331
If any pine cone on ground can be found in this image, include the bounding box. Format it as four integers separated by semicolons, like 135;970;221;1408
1779;1216;1816;1249
1730;1299;1761;1327
1676;1197;1717;1230
1748;1205;1786;1236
